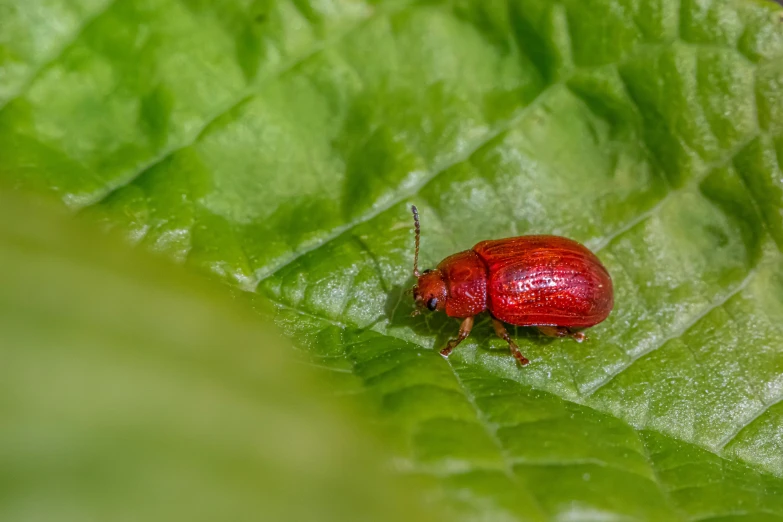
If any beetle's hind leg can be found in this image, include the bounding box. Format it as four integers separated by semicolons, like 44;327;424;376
440;316;474;358
537;326;586;343
492;318;530;366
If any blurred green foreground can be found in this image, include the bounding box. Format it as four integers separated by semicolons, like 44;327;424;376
0;193;432;522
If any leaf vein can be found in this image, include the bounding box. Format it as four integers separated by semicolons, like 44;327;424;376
81;5;392;209
0;0;119;111
718;393;783;449
446;361;548;520
251;83;565;284
585;267;758;396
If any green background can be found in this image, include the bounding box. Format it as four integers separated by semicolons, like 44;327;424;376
3;0;783;519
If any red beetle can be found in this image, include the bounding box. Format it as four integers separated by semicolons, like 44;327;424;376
410;206;613;365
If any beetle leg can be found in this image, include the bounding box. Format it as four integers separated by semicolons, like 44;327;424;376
439;316;474;358
537;326;586;343
537;326;567;338
492;318;530;366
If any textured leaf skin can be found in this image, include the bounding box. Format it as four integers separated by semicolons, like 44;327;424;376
3;0;783;520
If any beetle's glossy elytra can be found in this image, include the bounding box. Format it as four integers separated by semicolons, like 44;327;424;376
410;206;614;366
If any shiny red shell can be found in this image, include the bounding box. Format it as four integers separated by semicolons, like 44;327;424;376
437;235;613;327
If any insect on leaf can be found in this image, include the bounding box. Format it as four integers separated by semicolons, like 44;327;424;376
2;0;783;519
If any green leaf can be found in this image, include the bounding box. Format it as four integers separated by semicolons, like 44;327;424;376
3;0;783;519
0;192;435;522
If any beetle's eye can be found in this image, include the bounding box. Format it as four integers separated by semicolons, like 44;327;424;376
426;297;438;311
423;269;433;275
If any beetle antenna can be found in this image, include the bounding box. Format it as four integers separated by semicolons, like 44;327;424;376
411;205;421;278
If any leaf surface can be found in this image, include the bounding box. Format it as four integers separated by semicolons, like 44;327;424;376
3;0;783;519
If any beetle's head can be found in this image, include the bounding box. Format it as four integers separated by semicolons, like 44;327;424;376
412;269;447;314
410;205;447;315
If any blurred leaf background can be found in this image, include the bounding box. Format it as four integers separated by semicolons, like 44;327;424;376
3;0;783;520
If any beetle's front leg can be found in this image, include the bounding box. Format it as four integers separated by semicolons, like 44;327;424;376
439;316;474;357
492;318;530;366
